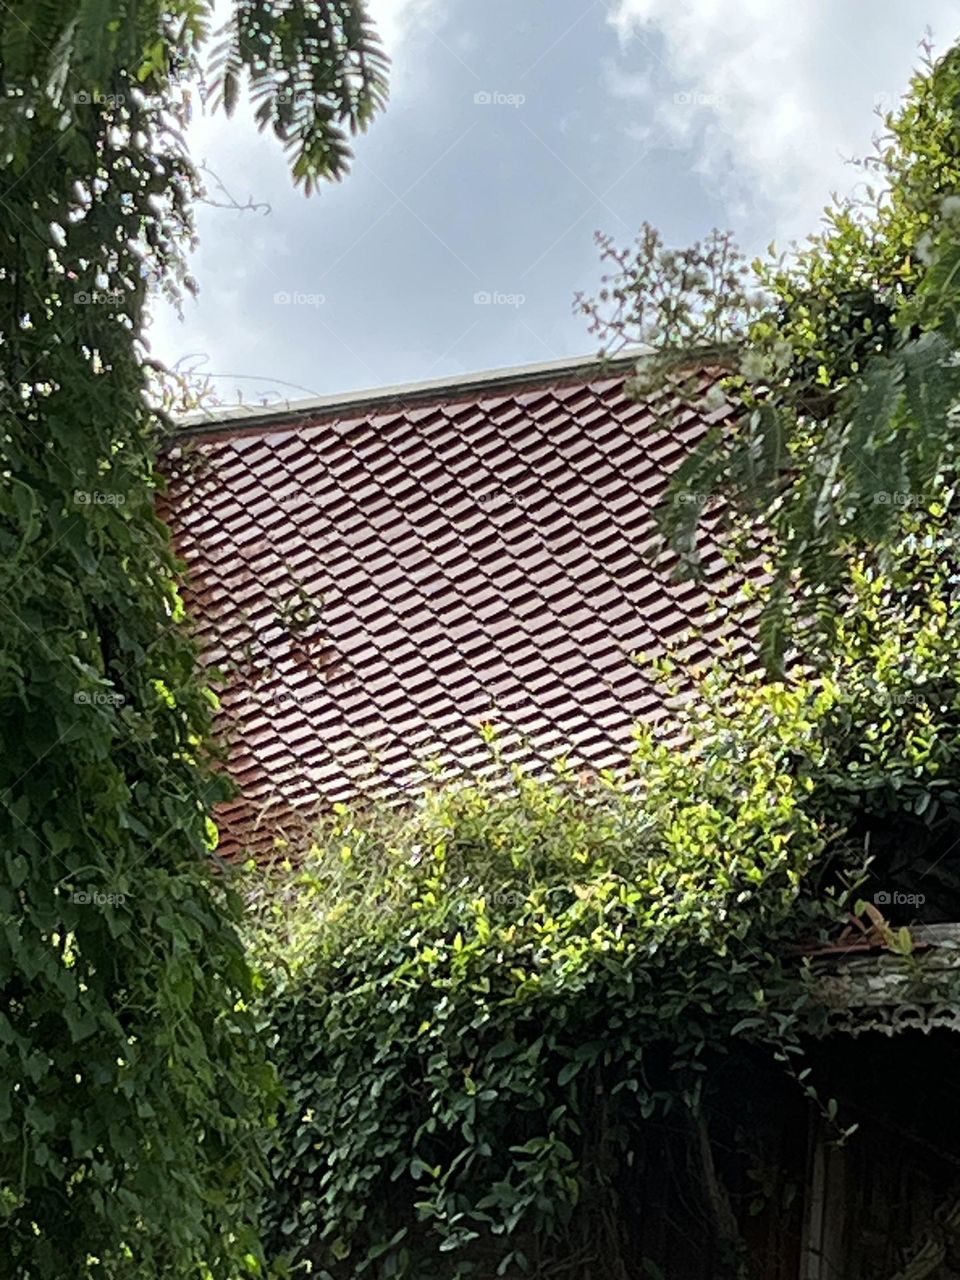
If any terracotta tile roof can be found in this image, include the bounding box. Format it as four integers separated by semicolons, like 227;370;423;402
160;354;758;860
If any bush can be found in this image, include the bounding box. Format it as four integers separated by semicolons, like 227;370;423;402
249;528;960;1279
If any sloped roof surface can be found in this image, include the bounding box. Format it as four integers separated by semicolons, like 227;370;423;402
161;356;756;859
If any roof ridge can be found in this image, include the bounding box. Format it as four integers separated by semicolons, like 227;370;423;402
171;345;729;441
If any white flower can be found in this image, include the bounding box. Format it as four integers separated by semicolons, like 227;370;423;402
916;231;936;266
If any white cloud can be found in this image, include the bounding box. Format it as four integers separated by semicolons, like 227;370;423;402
367;0;439;58
606;0;960;245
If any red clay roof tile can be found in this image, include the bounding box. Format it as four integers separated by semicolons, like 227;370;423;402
161;356;758;859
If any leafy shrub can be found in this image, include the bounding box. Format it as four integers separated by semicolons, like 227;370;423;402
250;542;960;1278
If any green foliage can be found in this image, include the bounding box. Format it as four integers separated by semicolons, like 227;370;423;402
251;543;960;1278
580;39;960;670
0;2;387;1276
208;0;388;192
1;0;388;191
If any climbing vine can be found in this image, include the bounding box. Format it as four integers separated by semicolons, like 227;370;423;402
0;3;386;1276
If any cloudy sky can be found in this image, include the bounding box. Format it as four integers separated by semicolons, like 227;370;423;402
150;1;960;407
